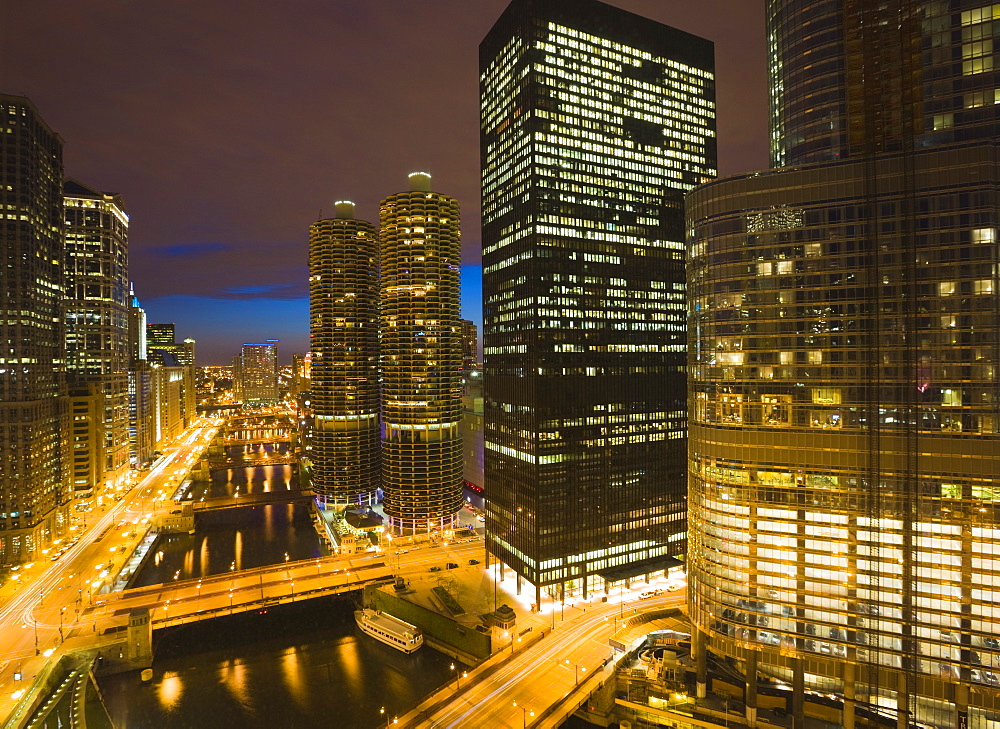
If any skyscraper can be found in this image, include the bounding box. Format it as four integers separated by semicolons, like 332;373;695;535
237;341;280;404
687;2;1000;726
146;322;195;367
146;323;175;347
480;0;715;604
127;286;155;467
380;173;463;533
63;180;130;498
0;95;68;565
309;201;380;508
460;318;478;370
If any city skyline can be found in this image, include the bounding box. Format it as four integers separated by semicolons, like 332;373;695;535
2;0;767;363
3;0;1000;727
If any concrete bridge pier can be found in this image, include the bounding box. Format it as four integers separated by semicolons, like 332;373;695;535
127;608;152;669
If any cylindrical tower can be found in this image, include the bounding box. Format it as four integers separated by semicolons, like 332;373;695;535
308;201;380;508
379;173;463;534
687;3;1000;724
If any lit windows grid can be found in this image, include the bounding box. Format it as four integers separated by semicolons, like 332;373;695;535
0;96;68;560
686;144;1000;686
481;3;714;591
308;217;380;504
379;189;464;531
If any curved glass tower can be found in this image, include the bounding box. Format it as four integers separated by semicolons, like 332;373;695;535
308;201;380;508
379;173;463;533
689;2;1000;727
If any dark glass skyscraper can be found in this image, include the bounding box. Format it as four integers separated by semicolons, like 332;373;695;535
0;95;68;565
688;2;1000;726
380;173;463;534
309;201;380;508
480;0;715;604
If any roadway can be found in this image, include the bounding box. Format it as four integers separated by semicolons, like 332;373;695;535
82;538;488;630
0;419;221;723
399;590;686;729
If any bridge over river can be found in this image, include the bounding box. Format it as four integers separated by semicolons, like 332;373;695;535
91;553;393;631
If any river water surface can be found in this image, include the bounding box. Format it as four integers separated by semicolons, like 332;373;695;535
98;596;455;728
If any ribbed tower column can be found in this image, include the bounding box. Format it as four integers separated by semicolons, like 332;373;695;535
308;201;380;508
379;173;463;534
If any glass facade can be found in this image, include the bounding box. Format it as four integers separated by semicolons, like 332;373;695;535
309;202;380;507
63;181;131;498
379;174;463;533
238;342;279;404
480;0;715;601
690;2;1000;725
0;95;69;565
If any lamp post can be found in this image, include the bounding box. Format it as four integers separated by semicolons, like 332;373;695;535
512;701;534;728
565;659;586;685
450;663;467;690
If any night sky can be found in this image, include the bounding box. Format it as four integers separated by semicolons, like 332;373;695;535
4;0;767;364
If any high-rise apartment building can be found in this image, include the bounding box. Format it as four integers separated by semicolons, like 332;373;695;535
480;0;715;604
237;341;280;404
309;202;380;508
63;180;130;499
380;173;463;533
0;95;69;565
687;2;1000;726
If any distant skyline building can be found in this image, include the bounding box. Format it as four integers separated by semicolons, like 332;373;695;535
146;323;174;347
480;0;715;604
0;94;69;565
63;179;131;499
309;201;380;507
687;1;1000;726
127;285;155;466
460;318;478;370
146;323;194;367
380;173;464;533
237;341;280;404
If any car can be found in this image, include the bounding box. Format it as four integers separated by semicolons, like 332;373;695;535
666;583;682;592
468;559;480;565
446;562;459;569
394;549;408;555
429;566;442;572
639;591;656;599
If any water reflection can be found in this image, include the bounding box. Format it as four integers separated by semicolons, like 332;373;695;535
131;502;327;587
100;598;456;729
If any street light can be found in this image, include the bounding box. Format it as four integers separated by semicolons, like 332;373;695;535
450;663;468;690
565;659;586;685
512;701;534;728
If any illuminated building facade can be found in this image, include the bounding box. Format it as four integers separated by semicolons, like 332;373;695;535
380;173;463;533
237;341;279;404
127;285;155;466
480;0;715;603
688;1;1000;726
63;180;130;499
309;202;380;507
460;318;479;370
147;323;195;367
0;94;69;565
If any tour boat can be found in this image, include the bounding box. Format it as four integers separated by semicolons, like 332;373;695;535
354;608;423;653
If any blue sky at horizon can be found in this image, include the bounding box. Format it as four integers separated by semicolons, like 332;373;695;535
144;265;483;365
